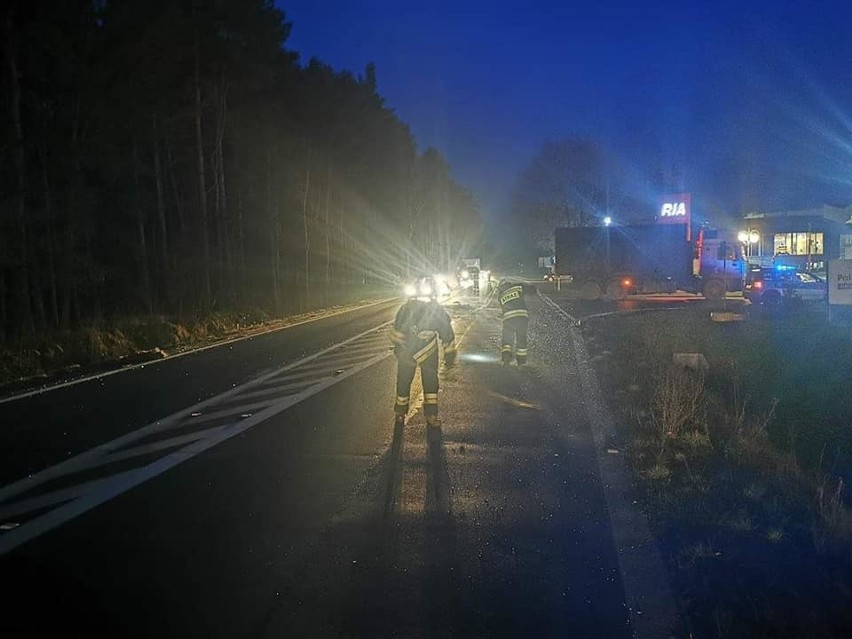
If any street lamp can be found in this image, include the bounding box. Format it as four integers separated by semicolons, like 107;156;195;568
603;216;612;226
738;229;760;258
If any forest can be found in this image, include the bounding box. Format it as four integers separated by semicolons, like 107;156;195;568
0;0;483;346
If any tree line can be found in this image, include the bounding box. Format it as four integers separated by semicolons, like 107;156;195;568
0;0;482;343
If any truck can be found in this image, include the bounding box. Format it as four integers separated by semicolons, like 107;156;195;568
554;222;745;301
457;257;489;293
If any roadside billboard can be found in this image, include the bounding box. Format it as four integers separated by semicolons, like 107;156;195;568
828;259;852;305
657;193;691;240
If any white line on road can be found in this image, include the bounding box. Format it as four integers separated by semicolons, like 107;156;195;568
184;399;280;425
225;380;319;403
577;305;691;325
0;470;139;522
537;290;580;324
540;293;683;638
0;350;392;556
0;321;392;505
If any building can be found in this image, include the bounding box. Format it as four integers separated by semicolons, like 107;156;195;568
738;204;852;272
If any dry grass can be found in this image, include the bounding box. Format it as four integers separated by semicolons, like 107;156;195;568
0;309;275;385
588;307;852;635
814;477;850;552
604;313;852;563
651;367;707;439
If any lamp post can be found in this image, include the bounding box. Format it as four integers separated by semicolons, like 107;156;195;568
737;229;760;260
604;216;612;270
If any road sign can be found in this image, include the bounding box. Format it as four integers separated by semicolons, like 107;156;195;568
828;260;852;305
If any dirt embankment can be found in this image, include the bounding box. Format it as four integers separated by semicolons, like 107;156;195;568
0;297;393;394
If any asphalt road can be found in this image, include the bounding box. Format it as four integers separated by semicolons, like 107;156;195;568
0;299;399;488
0;291;681;638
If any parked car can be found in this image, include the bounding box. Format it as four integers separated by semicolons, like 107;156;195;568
744;266;826;306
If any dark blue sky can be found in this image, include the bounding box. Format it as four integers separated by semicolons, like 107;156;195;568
276;0;852;219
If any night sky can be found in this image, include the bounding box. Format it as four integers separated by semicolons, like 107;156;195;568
277;0;852;220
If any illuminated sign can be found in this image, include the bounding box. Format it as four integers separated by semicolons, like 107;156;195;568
657;194;690;222
660;202;687;217
828;260;852;305
657;193;692;239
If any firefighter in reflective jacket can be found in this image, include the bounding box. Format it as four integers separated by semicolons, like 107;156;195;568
497;279;536;365
389;299;456;426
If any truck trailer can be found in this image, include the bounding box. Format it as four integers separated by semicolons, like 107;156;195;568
554;222;745;301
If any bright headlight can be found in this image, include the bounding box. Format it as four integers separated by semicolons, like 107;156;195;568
420;284;433;296
404;284;417;297
461;269;470;280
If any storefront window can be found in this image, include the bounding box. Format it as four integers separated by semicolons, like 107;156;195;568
773;232;823;255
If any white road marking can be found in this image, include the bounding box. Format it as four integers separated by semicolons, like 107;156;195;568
0;349;392;555
0;297;398;406
0;470;138;522
0;294;488;553
228;380;319;402
99;427;230;466
577;305;691;325
537;289;580;324
185;399;279;425
540;293;683;637
0;321;391;505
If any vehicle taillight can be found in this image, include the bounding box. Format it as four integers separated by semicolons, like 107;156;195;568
622;279;632;287
754;281;763;289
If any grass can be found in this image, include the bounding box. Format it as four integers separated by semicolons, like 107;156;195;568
0;310;265;386
600;305;852;471
586;303;852;637
0;291;389;388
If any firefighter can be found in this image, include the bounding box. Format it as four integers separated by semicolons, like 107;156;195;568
389;298;456;426
469;266;480;295
496;278;536;365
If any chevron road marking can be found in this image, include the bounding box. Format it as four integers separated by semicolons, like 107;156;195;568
0;297;399;406
0;323;394;556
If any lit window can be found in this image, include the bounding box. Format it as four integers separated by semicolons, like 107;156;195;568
773;232;823;256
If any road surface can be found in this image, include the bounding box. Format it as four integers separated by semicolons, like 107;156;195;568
0;290;681;638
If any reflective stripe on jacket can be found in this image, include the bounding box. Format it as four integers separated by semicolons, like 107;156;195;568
497;282;533;320
390;299;455;363
502;308;529;321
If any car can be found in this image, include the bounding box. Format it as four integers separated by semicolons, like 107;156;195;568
403;275;438;300
744;266;827;306
543;272;556;282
